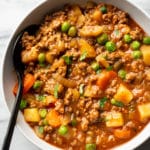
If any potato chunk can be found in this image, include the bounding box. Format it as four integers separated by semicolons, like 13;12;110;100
79;25;104;37
114;84;133;104
78;39;96;58
24;108;40;122
137;103;150;122
141;45;150;65
105;111;124;127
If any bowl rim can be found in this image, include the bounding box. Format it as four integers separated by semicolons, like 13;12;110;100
1;0;150;150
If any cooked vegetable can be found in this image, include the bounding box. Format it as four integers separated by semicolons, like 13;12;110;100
99;97;108;108
123;34;132;43
45;52;54;64
79;25;104;37
118;69;126;79
131;41;141;50
114;84;133;104
34;126;44;138
71;118;77;126
45;95;57;105
58;125;68;135
13;73;35;95
91;62;100;71
39;109;47;118
140;45;150;65
68;26;77;37
132;50;142;59
20;99;27;110
61;21;71;32
79;84;84;96
78;39;96;58
96;55;109;68
105;111;124;127
38;53;46;63
33;80;42;90
114;129;131;139
46;109;61;127
53;74;76;88
100;6;107;14
80;51;87;61
111;99;124;107
62;55;73;65
105;41;116;52
143;36;150;45
106;65;113;71
137;103;150;122
97;33;108;45
21;47;38;63
54;84;59;98
85;143;96;150
24;108;40;122
37;95;46;101
92;10;102;22
84;85;100;98
96;71;117;90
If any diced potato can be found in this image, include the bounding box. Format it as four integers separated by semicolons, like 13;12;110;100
92;10;102;22
105;111;124;127
114;84;133;104
45;95;57;105
84;85;100;98
21;47;38;64
96;55;109;68
137;103;150;122
78;39;96;58
79;25;104;37
24;108;40;122
140;45;150;65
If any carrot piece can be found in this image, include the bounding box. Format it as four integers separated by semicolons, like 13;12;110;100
46;109;61;127
13;73;35;95
96;70;117;90
114;129;131;139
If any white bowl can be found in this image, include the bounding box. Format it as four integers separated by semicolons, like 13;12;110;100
1;0;150;149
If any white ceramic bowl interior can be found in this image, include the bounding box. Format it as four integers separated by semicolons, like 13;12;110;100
1;0;150;149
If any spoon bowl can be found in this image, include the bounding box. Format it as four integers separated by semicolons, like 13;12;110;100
2;24;38;150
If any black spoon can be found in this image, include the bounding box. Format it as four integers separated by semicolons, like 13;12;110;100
2;24;39;150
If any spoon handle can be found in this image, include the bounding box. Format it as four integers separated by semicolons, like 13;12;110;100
2;72;23;150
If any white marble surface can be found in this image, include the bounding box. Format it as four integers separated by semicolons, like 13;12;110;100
0;0;150;150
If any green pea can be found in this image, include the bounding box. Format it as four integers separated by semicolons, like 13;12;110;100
20;99;27;110
96;33;108;45
33;80;42;90
61;21;71;32
68;26;77;37
100;6;107;14
38;53;46;63
91;62;100;71
111;99;124;107
39;109;47;118
118;69;126;79
58;125;68;135
132;50;142;59
85;143;96;150
143;36;150;45
131;41;141;50
105;41;116;52
42;119;49;125
124;34;132;43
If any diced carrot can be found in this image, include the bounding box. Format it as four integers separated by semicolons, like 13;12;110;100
96;70;117;90
114;128;131;139
46;109;61;127
13;73;35;95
